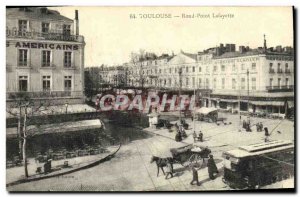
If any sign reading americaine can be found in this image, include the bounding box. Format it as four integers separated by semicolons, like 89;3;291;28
6;41;79;50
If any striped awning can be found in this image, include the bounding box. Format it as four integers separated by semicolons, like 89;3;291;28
6;119;102;138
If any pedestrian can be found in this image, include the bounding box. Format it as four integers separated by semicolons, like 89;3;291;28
175;131;182;142
165;161;173;179
191;116;194;122
193;131;197;142
190;165;200;186
199;131;203;142
242;120;246;129
256;123;260;132
260;122;263;132
207;155;218;180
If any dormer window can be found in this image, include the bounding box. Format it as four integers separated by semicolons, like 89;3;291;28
42;22;50;33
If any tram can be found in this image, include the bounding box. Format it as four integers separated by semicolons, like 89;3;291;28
222;140;294;189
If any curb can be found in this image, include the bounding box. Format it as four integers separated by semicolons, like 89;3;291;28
6;144;121;188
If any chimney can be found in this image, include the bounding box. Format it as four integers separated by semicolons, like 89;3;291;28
75;10;79;36
276;45;282;52
239;46;245;53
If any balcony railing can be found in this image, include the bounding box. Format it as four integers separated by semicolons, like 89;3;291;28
277;69;283;73
269;68;275;73
6;91;83;100
285;69;291;74
266;85;294;92
6;29;84;42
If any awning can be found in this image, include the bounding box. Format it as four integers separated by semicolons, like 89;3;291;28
250;101;285;106
195;107;218;115
6;119;102;138
6;104;96;118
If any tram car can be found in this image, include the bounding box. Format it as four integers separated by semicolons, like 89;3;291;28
222;140;294;189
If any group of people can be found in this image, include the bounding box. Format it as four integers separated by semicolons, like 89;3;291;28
256;122;264;132
193;131;203;142
190;155;219;186
242;119;252;132
164;154;219;187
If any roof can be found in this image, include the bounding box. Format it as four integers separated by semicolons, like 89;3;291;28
6;7;73;22
213;50;261;59
7;119;102;138
182;51;198;60
224;140;294;158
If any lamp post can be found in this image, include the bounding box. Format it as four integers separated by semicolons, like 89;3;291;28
65;102;69;114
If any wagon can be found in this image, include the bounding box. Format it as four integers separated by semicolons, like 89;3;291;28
170;144;211;168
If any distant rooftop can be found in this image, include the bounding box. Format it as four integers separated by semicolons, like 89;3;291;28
6;7;73;22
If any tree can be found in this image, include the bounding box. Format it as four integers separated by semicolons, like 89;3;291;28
7;92;54;178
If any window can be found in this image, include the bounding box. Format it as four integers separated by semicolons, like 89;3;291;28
186;77;189;86
270;78;273;87
42;76;51;91
64;76;72;91
192;66;195;72
199;67;202;72
252;63;256;70
18;20;27;32
206;78;209;89
42;50;51;67
168;78;172;86
285;63;289;71
19;76;28;92
18;49;28;66
213;65;217;72
192;77;195;87
232;78;236;90
64;51;72;67
278;78;281;88
213;78;217;89
42;22;50;33
286;78;289;86
232;64;236;72
278;63;282;73
241;78;246;90
63;24;71;36
252;77;256;90
221;65;225;72
186;67;189;73
222;78;225;89
241;64;245;70
199;78;202;88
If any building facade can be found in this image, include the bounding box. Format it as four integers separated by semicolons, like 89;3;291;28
6;7;85;105
96;37;294;116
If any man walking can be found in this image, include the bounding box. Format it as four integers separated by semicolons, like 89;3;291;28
165;161;173;179
207;155;218;180
199;131;203;142
190;165;200;186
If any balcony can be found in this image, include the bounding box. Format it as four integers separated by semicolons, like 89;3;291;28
266;85;294;92
6;91;83;100
6;29;84;42
277;69;283;73
285;69;291;74
269;68;275;73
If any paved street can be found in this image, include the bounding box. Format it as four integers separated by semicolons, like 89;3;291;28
7;113;294;191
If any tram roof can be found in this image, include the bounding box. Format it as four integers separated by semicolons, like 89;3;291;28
224;140;294;158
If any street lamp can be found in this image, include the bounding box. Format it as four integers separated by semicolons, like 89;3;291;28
65;102;69;114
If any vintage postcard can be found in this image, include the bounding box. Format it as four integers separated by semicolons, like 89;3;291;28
6;6;295;192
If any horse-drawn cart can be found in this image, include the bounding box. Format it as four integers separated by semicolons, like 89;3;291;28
170;144;211;167
151;143;211;176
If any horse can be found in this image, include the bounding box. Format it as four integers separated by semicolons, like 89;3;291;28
150;156;174;177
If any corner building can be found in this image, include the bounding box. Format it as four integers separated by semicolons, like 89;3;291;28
6;7;85;105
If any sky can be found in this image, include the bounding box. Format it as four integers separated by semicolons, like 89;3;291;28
52;6;293;67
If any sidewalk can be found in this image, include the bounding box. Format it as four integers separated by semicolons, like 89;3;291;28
6;145;120;186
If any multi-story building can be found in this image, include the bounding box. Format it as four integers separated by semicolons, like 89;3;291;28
6;7;85;106
98;36;294;116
